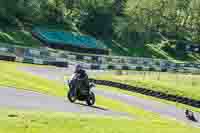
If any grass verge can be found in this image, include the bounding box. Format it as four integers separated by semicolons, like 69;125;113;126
92;71;200;100
96;85;200;113
0;30;41;47
0;61;65;96
1;108;199;133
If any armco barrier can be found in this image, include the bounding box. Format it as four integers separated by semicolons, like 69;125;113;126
46;61;68;67
0;53;16;61
0;52;69;68
0;43;179;67
89;79;200;108
1;43;200;73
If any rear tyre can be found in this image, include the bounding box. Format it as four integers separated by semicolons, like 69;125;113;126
68;91;76;103
86;92;95;106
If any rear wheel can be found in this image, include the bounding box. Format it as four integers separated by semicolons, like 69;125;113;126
68;91;77;103
86;92;95;106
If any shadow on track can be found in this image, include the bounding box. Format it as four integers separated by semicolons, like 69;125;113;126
75;103;108;111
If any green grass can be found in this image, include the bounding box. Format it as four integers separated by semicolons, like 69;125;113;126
0;30;41;47
109;40;158;57
1;108;200;133
0;109;132;133
0;61;65;96
92;71;200;100
0;61;200;132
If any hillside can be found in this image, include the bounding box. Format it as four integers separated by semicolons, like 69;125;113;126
0;0;200;62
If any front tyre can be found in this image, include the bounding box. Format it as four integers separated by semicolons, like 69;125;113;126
68;91;76;103
86;92;95;106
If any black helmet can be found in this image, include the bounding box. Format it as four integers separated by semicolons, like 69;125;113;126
75;64;82;72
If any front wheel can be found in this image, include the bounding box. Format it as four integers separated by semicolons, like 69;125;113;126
86;92;95;106
68;91;77;103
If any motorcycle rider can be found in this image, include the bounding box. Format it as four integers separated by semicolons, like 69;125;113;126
70;64;89;95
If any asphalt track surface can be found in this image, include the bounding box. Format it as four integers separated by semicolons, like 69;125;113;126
1;65;200;127
0;86;129;117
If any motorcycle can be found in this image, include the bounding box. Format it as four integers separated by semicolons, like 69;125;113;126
67;73;95;106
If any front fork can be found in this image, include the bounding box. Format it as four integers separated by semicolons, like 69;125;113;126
68;83;77;97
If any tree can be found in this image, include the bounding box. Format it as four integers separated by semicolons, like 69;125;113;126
113;0;128;16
